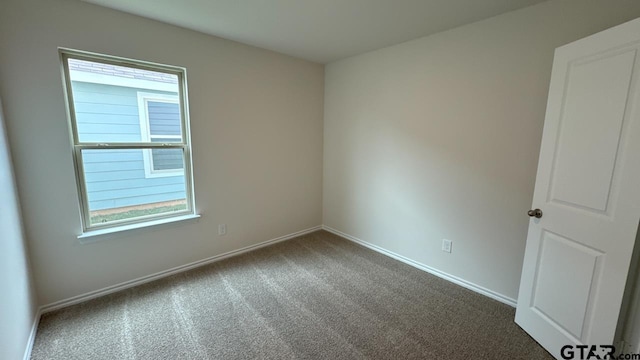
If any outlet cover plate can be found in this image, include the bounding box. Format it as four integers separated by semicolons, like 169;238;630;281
442;239;452;253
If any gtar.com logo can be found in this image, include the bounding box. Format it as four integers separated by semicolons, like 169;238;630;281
560;345;615;360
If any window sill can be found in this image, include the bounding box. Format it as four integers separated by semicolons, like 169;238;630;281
78;213;200;244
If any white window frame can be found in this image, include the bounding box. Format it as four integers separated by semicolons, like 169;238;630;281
137;92;183;178
60;48;197;234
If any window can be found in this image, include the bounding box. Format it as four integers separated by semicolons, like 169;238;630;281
60;49;196;233
137;92;183;177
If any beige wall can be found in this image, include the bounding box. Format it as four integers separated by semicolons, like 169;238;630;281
0;0;324;306
0;99;37;360
323;0;640;301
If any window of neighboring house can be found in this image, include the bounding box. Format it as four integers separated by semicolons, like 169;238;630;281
137;93;184;178
60;48;196;234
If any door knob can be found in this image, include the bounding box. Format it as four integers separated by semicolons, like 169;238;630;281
527;209;543;218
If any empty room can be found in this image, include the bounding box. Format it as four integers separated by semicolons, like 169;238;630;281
3;0;640;359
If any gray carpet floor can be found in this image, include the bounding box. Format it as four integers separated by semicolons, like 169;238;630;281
31;230;552;360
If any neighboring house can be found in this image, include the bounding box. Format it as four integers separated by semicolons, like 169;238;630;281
69;59;186;214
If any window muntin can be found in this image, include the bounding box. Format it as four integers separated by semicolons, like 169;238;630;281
61;49;195;232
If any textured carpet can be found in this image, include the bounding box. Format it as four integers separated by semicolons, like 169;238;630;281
31;230;551;360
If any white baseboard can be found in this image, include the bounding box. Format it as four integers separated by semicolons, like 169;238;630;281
29;223;514;360
40;225;322;314
23;307;42;360
322;225;517;308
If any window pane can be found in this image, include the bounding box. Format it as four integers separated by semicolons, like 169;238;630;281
67;58;181;143
147;101;181;136
81;148;187;227
151;148;184;171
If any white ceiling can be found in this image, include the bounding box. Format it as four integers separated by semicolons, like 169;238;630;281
83;0;547;64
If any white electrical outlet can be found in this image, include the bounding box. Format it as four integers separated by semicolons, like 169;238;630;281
442;239;452;253
218;224;227;236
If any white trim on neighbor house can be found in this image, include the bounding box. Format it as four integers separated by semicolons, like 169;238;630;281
137;91;183;178
321;225;518;307
70;70;178;92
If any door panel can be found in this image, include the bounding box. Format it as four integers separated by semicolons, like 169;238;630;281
516;18;640;359
549;50;635;213
531;231;603;340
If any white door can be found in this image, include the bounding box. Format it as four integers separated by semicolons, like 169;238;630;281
515;18;640;359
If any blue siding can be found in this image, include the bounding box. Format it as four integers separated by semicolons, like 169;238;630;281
72;82;186;211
